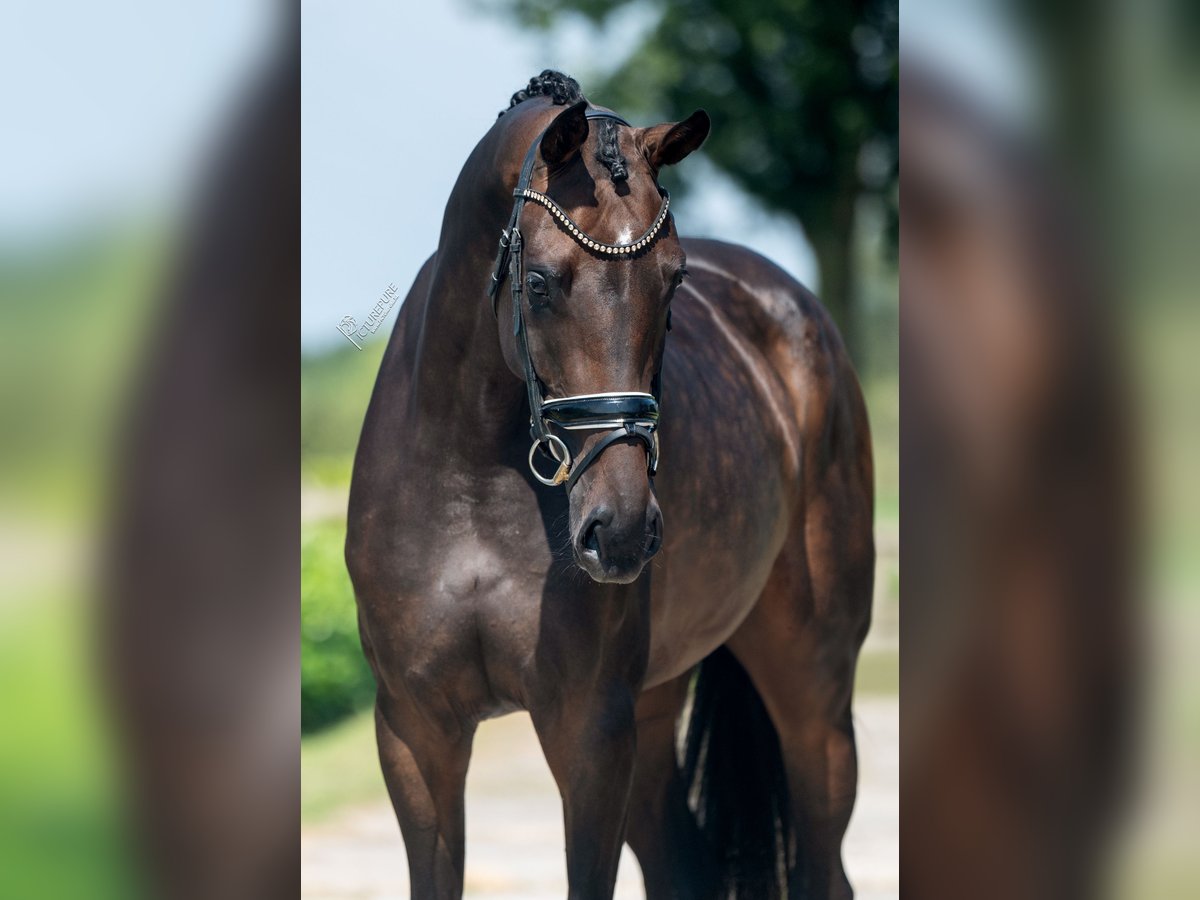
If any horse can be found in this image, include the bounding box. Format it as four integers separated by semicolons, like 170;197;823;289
346;71;875;900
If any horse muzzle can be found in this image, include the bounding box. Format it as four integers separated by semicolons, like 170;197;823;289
573;495;663;584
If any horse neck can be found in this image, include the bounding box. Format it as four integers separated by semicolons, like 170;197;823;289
409;170;526;456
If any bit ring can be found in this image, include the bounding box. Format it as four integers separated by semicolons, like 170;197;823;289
528;434;571;486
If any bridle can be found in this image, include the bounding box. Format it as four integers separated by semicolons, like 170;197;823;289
487;107;672;492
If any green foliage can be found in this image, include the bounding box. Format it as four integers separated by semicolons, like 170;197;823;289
301;519;376;733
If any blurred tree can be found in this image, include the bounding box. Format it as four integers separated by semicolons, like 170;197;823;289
487;0;897;354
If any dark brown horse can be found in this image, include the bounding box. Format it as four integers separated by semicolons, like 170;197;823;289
346;71;874;900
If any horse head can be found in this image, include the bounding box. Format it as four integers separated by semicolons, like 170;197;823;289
492;98;709;583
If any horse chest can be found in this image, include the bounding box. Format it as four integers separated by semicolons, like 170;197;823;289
358;518;547;712
389;507;549;601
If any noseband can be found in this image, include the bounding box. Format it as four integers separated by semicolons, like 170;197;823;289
487;108;671;492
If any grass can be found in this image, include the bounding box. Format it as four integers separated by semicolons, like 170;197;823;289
302;710;387;823
855;647;899;697
0;590;140;899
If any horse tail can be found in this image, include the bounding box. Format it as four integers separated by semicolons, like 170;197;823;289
680;645;796;898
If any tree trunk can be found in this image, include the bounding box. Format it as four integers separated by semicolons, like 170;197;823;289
810;191;859;365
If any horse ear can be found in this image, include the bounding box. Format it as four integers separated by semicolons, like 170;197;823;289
540;100;590;168
643;110;711;170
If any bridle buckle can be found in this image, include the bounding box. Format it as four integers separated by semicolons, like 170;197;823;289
528;434;572;487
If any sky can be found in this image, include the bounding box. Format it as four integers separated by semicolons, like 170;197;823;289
903;0;1035;125
0;0;275;243
300;0;818;351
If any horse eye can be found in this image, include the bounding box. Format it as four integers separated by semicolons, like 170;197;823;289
666;267;686;298
526;272;549;296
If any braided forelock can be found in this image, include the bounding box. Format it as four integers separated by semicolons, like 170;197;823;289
593;118;628;182
500;70;629;183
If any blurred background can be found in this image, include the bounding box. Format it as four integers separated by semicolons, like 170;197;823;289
0;2;290;898
300;0;899;896
903;0;1200;897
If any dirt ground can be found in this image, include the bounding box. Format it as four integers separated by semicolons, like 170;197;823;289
300;695;898;899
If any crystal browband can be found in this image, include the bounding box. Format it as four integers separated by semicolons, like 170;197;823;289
517;187;671;257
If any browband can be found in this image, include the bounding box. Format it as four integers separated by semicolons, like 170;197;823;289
517;187;671;258
488;106;668;491
489;109;659;311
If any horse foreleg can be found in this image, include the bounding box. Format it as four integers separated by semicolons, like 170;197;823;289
374;690;474;900
531;682;638;900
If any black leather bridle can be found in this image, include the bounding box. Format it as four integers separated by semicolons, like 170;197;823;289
487;108;671;492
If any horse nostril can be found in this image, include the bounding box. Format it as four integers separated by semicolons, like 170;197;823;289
579;507;611;559
583;519;602;556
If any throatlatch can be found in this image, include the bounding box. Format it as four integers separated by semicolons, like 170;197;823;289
487;107;669;491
